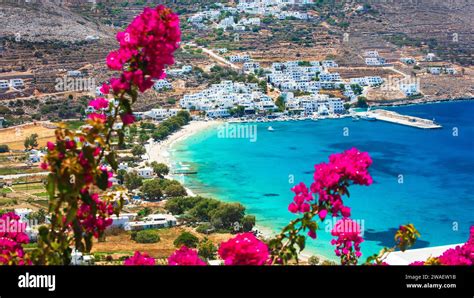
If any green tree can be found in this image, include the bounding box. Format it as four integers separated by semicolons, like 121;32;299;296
151;161;169;178
141;179;164;200
135;230;160;243
165;196;203;215
176;110;191;123
308;255;320;265
210;203;245;230
174;231;199;248
124;171;143;190
116;169;127;184
24;133;39;150
275;96;286;112
242;215;256;232
164;183;187;198
356;96;368;108
137;207;152;218
131;144;146;156
190;198;221;222
198;238;217;260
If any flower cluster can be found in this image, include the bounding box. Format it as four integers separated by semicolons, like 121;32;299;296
330;218;364;265
0;213;30;265
288;148;373;219
124;251;155;266
312;148;372;218
168;246;206;266
105;5;180;94
437;226;474;265
218;233;269;265
75;192;115;238
288;182;312;213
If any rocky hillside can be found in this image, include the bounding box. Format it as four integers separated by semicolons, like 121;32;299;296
0;0;113;43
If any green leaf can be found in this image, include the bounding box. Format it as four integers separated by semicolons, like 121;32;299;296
106;151;118;171
96;169;109;190
296;235;306;252
65;204;77;225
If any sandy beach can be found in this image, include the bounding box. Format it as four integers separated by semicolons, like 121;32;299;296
145;120;221;168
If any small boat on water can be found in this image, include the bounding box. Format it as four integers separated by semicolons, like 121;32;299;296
352;115;360;121
267;126;275;131
360;113;377;121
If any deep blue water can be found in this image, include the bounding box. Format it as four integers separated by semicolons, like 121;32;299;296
171;100;474;260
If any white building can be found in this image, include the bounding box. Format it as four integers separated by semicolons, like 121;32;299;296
322;60;338;68
364;50;379;58
9;79;24;88
366;76;383;86
0;80;10;89
428;67;442;75
108;213;137;229
400;83;419;96
144;108;180;120
14;208;33;222
365;57;385;66
425;53;436;61
207;108;231;118
243;62;260;72
67;70;82;77
126;214;177;231
229;55;251;63
154;79;172;90
445;67;457;75
136;167;154;179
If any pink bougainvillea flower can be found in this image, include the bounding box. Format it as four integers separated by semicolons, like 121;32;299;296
218;233;269;265
89;98;109;110
120;113;135;125
168;246;206;266
106;51;124;70
87;113;107;124
0;213;31;265
331;218;364;264
124;251;155;266
99;83;110;94
288;182;313;214
46;141;55;151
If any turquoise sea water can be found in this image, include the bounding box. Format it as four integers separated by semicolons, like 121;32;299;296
170;101;474;260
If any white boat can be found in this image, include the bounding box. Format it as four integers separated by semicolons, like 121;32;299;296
267;126;275;131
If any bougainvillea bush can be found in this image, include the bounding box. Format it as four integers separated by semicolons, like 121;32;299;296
1;5;472;266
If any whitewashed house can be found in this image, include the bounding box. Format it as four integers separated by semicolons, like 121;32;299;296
0;80;9;90
400;83;419;96
9;79;24;88
144;108;179;120
428;67;442;75
14;208;33;222
137;167;154;179
126;214;177;231
154;79;172;90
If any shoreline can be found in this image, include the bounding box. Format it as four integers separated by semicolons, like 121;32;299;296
368;96;474;108
145;120;222;168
